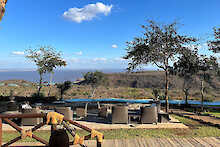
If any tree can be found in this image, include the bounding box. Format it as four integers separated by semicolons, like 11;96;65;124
83;71;106;98
0;0;7;21
123;20;197;112
56;81;72;100
152;88;161;101
208;27;220;76
208;27;220;53
170;49;200;105
197;55;218;111
26;46;67;97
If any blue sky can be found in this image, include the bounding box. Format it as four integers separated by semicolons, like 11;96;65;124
0;0;219;70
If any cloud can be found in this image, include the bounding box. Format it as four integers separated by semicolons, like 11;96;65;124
11;51;25;55
75;51;83;56
112;44;118;48
113;57;126;62
63;2;113;23
69;58;80;63
93;57;107;62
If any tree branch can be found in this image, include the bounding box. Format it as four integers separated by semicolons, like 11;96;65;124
154;62;165;70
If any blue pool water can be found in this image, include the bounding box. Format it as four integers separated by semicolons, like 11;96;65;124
64;98;220;106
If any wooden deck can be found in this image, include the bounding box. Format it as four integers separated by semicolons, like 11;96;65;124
7;137;220;147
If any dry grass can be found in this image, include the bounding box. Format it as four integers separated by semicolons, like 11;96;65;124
0;79;219;101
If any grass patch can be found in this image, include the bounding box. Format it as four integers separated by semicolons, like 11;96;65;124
203;110;220;117
2;115;220;143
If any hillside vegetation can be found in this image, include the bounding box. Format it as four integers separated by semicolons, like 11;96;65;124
106;71;220;101
0;71;220;101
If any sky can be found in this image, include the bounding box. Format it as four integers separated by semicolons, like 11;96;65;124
0;0;219;70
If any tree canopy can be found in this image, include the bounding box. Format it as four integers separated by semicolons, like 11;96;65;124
123;20;197;71
56;81;72;100
83;71;106;87
123;20;197;112
26;46;67;96
208;27;220;53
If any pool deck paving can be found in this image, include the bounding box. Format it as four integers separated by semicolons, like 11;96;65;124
2;115;188;131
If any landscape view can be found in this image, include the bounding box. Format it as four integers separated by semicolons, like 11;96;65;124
0;0;220;147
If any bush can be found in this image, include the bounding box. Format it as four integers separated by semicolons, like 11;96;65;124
31;92;45;98
56;81;72;100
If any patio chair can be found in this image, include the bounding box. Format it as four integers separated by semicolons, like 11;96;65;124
140;105;157;124
112;105;128;124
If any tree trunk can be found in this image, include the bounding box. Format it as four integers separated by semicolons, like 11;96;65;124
165;69;169;113
91;87;96;98
38;74;43;97
48;72;53;97
201;80;204;111
184;89;189;105
60;91;63;100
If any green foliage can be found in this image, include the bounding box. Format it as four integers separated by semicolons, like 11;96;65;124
56;81;72;99
123;20;197;71
208;27;220;53
82;91;89;96
26;46;67;74
83;71;107;87
26;46;67;96
152;88;160;100
123;20;197;112
31;92;45;98
71;92;77;96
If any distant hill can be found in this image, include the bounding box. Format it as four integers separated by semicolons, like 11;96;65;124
104;71;220;101
106;70;220;89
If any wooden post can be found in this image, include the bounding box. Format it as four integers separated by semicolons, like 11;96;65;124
0;118;2;146
51;125;57;134
97;142;102;147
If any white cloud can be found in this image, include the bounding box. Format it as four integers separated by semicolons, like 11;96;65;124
68;58;80;63
63;2;113;23
12;51;25;55
93;57;107;62
113;57;126;62
75;51;83;56
112;44;118;48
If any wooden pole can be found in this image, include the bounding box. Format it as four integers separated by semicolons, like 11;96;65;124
65;119;92;132
31;122;46;132
51;125;57;134
0;113;45;119
2;136;21;147
0;118;2;146
3;118;22;132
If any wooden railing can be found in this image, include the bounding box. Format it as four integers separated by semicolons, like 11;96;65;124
0;113;103;147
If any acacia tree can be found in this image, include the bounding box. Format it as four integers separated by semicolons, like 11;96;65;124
198;55;218;111
56;81;72;100
26;46;67;97
83;71;106;98
208;27;220;53
170;49;200;105
123;20;197;112
208;27;220;76
171;46;218;110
